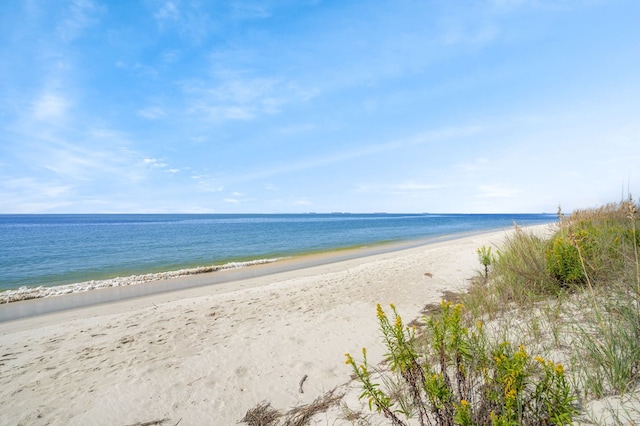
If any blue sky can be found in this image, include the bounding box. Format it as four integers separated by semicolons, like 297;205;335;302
1;0;639;213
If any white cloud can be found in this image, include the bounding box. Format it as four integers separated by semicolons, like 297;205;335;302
226;125;483;184
2;177;71;198
476;185;521;198
191;174;223;192
181;73;317;123
56;0;104;42
154;1;180;22
230;2;271;20
152;0;213;42
138;107;167;120
203;105;255;121
32;93;69;120
38;140;146;183
161;49;181;63
0;177;75;213
441;23;500;46
143;158;168;168
143;158;181;175
355;181;440;195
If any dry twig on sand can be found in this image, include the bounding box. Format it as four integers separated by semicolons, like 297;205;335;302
284;388;344;426
241;401;282;426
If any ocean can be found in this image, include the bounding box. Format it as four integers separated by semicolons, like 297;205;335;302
0;213;556;292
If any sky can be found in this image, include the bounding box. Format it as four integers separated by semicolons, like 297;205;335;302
1;0;639;214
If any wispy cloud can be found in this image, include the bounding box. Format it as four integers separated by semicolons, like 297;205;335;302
293;198;312;206
137;106;167;120
229;2;271;20
227;125;484;183
441;23;500;46
152;0;213;42
476;185;521;198
32;93;70;120
191;174;224;192
182;76;293;121
56;0;104;42
356;181;441;195
0;177;73;213
154;1;180;23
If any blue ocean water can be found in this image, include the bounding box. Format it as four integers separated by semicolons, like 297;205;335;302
0;213;556;291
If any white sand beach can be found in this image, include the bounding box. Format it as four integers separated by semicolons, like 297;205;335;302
0;226;551;425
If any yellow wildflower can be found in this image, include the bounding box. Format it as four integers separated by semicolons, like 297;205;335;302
345;353;354;365
376;304;384;319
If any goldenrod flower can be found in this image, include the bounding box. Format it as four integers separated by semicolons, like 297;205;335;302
345;353;354;365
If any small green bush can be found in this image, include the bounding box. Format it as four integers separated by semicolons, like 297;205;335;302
545;235;585;286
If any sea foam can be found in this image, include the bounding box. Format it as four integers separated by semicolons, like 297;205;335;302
0;258;285;304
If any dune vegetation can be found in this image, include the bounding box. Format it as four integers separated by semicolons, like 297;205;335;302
242;199;640;425
343;199;640;425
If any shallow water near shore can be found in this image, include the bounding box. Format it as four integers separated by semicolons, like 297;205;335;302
0;213;555;293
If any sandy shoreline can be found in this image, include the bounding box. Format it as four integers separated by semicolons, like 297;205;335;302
0;224;552;425
0;231;493;322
